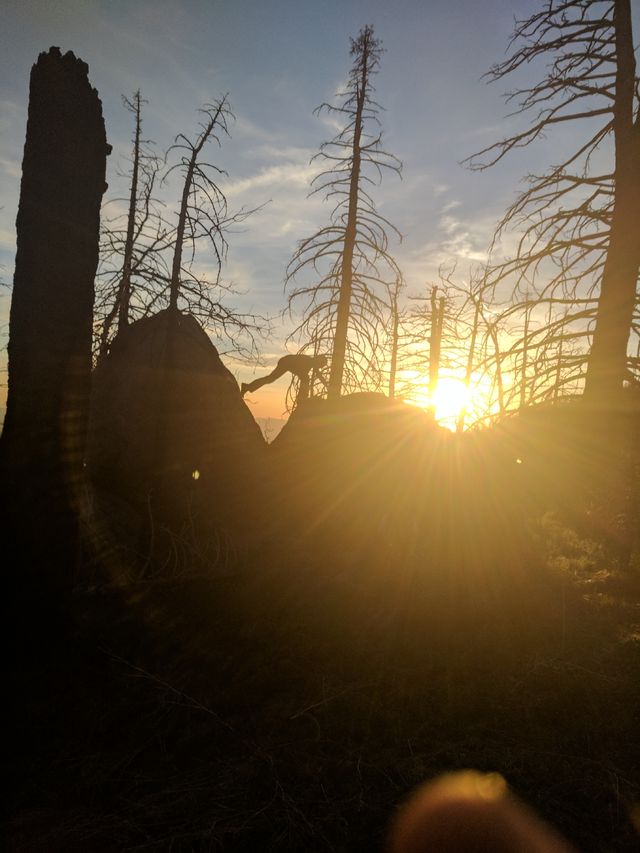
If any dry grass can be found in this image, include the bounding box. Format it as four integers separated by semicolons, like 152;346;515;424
9;518;640;852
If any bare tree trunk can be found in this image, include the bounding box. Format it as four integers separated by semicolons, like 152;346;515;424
489;323;505;416
585;0;640;402
328;45;368;399
553;335;564;401
170;160;197;312
98;92;141;356
388;290;400;399
118;91;141;328
428;287;445;400
1;48;108;601
169;101;226;311
286;28;399;396
457;298;480;432
520;298;530;408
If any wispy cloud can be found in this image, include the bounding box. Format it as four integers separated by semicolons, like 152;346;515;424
233;114;280;144
315;110;345;136
436;210;492;263
0;99;26;135
0;156;20;179
223;161;316;198
0;228;16;252
246;144;314;163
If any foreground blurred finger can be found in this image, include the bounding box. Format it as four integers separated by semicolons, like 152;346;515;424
387;771;575;853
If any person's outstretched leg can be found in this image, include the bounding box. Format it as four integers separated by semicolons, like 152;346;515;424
241;360;288;396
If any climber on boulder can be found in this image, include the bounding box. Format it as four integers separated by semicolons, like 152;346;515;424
241;353;328;402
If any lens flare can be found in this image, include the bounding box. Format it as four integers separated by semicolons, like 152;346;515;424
431;377;470;429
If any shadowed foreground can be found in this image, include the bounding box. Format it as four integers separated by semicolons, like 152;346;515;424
8;395;640;850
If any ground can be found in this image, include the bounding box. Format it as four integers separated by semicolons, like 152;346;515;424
9;523;640;852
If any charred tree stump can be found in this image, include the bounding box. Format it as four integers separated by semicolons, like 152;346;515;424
1;48;109;621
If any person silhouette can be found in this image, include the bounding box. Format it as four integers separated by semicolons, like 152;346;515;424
241;353;328;402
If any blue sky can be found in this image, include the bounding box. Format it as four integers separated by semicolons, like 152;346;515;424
1;0;628;420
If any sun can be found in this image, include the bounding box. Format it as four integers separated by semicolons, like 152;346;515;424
400;371;470;429
431;376;470;430
398;368;496;429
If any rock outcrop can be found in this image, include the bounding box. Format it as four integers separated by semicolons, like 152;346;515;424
88;310;268;570
269;393;450;560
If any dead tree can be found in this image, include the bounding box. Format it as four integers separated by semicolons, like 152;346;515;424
95;91;168;358
457;295;481;433
388;280;403;399
286;25;402;398
466;0;640;405
118;91;142;329
1;48;109;599
162;98;263;357
584;0;640;400
98;97;264;362
428;286;446;401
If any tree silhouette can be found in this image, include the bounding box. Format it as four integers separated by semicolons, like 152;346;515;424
95;91;169;358
97;96;265;360
387;277;404;399
163;97;263;357
286;25;402;398
466;0;639;404
1;47;108;596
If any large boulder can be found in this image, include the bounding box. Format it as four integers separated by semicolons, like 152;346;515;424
268;393;548;573
88;310;267;566
269;393;451;561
